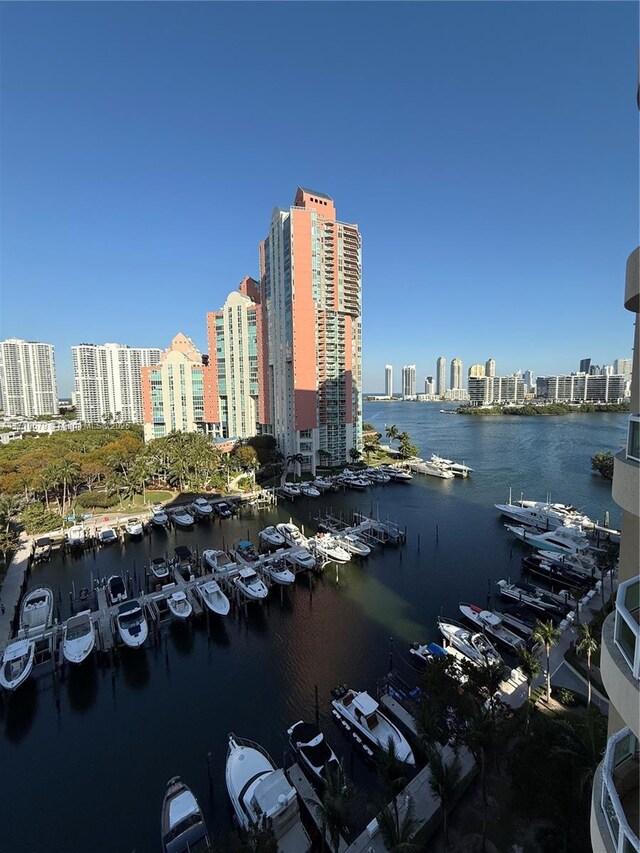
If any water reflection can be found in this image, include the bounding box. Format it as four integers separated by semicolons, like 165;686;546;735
169;621;195;657
119;648;150;690
206;617;231;648
66;658;99;713
2;679;38;743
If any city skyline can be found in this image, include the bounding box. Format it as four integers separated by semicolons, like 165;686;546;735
1;3;637;394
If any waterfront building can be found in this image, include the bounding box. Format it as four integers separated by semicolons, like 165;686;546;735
72;342;162;424
536;373;626;403
590;246;639;853
385;364;393;398
424;376;435;395
261;187;361;472
523;369;535;394
206;277;266;439
443;388;469;402
141;333;216;441
401;364;416;399
436;357;446;396
614;357;632;383
468;375;525;406
579;357;592;373
485;358;496;377
0;338;58;417
450;357;463;391
468;363;485;378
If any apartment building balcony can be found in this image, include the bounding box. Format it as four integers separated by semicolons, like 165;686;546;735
591;727;639;853
601;578;640;738
612;446;639;517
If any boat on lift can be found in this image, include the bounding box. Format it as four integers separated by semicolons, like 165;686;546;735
259;526;286;549
233;540;259;564
98;527;118;546
151;557;170;581
522;554;590;588
152;507;169;527
331;686;415;765
33;537;52;561
459;603;526;653
161;776;211;853
0;639;35;691
67;524;86;549
107;574;127;605
116;600;149;648
196;580;230;616
437;617;503;666
276;522;308;547
20;587;54;635
172;509;195;528
335;533;371;557
234;568;269;601
262;558;295;586
299;483;321;497
63;610;96;664
289;547;316;571
202;549;235;574
281;483;301;499
311;534;351;564
190;497;214;519
167;591;192;620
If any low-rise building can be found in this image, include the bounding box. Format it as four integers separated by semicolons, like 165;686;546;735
536;373;627;403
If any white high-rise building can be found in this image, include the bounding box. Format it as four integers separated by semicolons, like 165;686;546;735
450;357;463;390
0;339;58;417
485;358;496;377
614;357;632;382
425;376;434;395
523;369;535;393
72;342;162;424
385;364;393;398
436;357;446;396
401;365;416;398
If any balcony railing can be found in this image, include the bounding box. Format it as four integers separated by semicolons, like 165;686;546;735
600;727;639;852
615;577;640;681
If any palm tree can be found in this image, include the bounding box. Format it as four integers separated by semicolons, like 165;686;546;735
516;647;542;732
348;447;362;466
307;759;352;853
54;459;80;516
377;796;420;852
577;624;599;708
385;425;399;449
285;453;304;484
376;737;408;827
317;448;332;469
551;706;607;800
363;441;378;463
532;619;561;704
426;746;461;850
457;700;494;853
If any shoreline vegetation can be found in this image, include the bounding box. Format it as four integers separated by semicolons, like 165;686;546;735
456;402;629;416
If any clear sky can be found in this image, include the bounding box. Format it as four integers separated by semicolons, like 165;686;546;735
1;1;637;396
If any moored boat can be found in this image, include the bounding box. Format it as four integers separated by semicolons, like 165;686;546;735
336;533;371;557
33;537;52;561
504;524;590;556
262;558;295;586
67;524;86;548
331;686;415;765
98;527;118;546
259;526;285;549
196;580;230;616
409;641;449;666
152;507;169;527
151;556;170;581
117;600;148;647
311;534;351;564
233;567;269;601
0;639;35;691
496;579;567;615
289;547;316;571
459;603;526;653
161;776;211;853
63;610;96;664
167;591;192;620
202;549;235;574
124;517;144;537
233;539;259;563
281;483;301;499
190;497;214;518
172;509;195;528
437;617;503;666
287;720;339;785
276;522;308;547
20;587;54;635
299;483;321;498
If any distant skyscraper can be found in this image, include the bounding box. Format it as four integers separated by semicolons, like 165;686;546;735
579;358;591;374
614;357;632;382
436;357;446;395
261;187;361;472
385;364;393;397
468;364;485;378
523;369;535;393
425;376;434;395
0;338;58;417
141;333;215;441
602;364;614;376
450;357;463;390
485;358;496;378
401;365;416;398
72;342;162;423
206;277;266;439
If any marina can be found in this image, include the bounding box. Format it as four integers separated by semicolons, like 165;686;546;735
0;405;626;853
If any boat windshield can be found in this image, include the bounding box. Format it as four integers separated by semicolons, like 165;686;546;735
119;610;142;627
67;622;91;640
164;814;207;848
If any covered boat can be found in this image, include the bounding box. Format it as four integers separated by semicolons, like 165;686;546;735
287;720;339;785
161;776;211;853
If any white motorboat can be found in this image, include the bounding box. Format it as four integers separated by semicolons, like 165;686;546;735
125;517;144;537
365;468;391;484
276;522;308;547
20;587;54;635
299;483;321;497
67;524;86;548
312;477;332;492
196;580;230;616
172;510;195;528
63;610;96;664
117;600;148;648
262;558;295;586
152;507;169;526
331;687;415;765
289;547;316;571
191;497;214;518
496;579;567;615
312;534;351;564
437;617;503;667
202;549;235;574
226;734;311;852
504;524;590;556
167;591;192;620
98;527;118;546
107;575;127;605
287;720;339;785
421;461;455;479
409;641;449;666
33;537;52;561
259;526;286;548
380;465;414;482
336;533;371;557
497;494;595;531
459;603;526;653
281;483;301;498
0;638;35;691
234;567;269;601
151;557;170;580
161;776;211;853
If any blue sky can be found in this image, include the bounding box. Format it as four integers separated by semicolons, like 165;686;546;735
1;1;637;395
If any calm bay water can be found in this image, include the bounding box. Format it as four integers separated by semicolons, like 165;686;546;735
0;405;625;853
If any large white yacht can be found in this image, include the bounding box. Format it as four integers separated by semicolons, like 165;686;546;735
437;617;503;667
504;524;591;556
331;687;415;765
225;734;311;852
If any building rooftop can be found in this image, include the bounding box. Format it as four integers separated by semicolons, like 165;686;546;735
297;187;333;201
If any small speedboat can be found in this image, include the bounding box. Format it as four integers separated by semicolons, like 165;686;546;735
33;537;52;561
459;603;526;653
276;522;308;547
0;639;35;691
67;524;86;548
262;558;295;586
196;580;230;616
281;483;301;498
20;587;54;634
409;641;449;666
174;546;193;568
233;540;259;563
152;507;169;527
226;734;311;850
331;686;415;765
202;549;234;574
259;526;286;549
287;720;339;785
438;617;503;667
496;579;566;615
336;533;371;557
214;501;232;519
312;534;351;564
107;574;127;606
172;510;195;528
167;591;192;620
125;518;144;537
63;610;96;664
299;483;320;498
312;477;333;492
233;568;268;601
161;776;211;853
191;497;214;518
117;600;148;648
98;527;118;546
151;557;170;581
